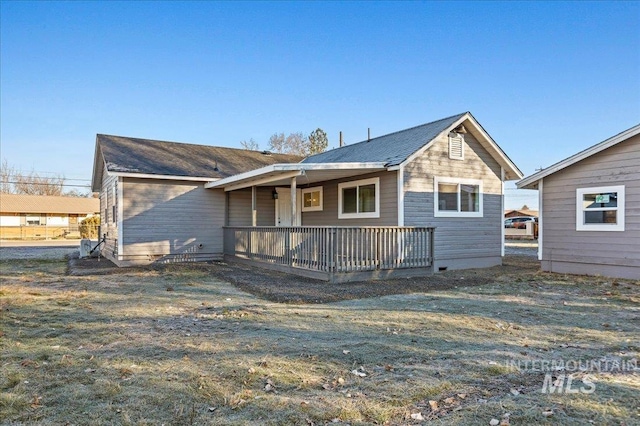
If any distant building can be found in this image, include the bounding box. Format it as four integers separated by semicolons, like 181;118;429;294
504;207;538;218
0;194;99;239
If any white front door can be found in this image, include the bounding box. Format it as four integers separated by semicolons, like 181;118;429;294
275;187;301;226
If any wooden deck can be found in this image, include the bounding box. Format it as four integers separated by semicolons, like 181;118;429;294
223;226;435;282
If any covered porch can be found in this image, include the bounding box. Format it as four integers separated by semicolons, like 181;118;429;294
207;163;435;282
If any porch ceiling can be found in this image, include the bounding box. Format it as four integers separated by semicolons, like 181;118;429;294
204;163;387;191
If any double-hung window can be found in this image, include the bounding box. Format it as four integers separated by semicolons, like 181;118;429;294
338;177;380;219
576;185;625;231
434;177;483;217
301;186;323;212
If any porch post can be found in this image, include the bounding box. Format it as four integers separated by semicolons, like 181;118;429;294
251;186;257;227
290;176;297;226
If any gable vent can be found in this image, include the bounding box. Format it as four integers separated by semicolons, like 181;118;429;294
449;133;464;160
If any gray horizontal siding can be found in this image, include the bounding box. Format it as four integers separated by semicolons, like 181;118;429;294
302;171;398;226
99;163;118;262
403;129;503;269
541;134;640;277
227;188;275;226
121;179;225;263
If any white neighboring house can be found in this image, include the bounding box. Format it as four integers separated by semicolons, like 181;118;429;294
517;124;640;279
0;194;99;239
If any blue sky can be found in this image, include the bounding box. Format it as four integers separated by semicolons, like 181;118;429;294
1;1;639;207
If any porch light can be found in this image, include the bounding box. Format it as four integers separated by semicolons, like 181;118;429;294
272;190;278;200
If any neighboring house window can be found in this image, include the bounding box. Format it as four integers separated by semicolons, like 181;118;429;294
26;215;41;226
449;132;464;160
338;177;380;219
576;185;625;231
434;177;483;217
301;186;323;212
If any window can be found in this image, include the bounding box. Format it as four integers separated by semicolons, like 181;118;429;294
434;177;483;217
449;132;464;160
301;186;323;212
338;177;380;219
26;215;41;226
576;185;625;231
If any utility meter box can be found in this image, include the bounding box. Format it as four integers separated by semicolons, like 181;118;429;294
80;239;93;258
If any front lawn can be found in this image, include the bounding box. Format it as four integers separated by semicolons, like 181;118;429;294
1;256;638;425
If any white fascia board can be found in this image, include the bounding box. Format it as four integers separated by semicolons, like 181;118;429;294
464;114;524;180
517;123;640;190
205;164;279;189
204;162;388;190
110;172;216;182
222;171;302;192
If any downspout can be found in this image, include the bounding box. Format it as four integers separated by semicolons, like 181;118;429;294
117;176;123;261
538;178;543;261
500;167;505;257
397;165;404;226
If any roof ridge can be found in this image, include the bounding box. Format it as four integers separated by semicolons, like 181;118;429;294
304;112;468;160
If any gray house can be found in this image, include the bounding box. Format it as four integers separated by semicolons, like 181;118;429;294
517;123;640;280
92;112;522;281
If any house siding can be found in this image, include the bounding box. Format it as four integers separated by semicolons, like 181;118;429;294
117;178;225;265
541;134;640;279
227;187;276;226
302;171;398;226
403;129;503;270
100;164;119;262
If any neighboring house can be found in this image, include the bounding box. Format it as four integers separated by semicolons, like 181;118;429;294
504;208;538;218
517;123;640;280
92;112;522;280
0;194;99;239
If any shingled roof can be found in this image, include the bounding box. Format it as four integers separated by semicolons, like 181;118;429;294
92;134;302;190
0;194;99;215
302;113;467;166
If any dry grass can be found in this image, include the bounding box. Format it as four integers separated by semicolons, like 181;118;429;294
1;256;638;425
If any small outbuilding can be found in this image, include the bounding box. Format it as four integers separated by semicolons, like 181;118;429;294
517;124;640;279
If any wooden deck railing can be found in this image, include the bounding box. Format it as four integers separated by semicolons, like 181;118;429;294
223;226;434;275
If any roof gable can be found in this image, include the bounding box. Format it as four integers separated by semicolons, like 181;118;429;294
517;123;640;189
302;112;522;180
91;134;302;190
302;113;466;166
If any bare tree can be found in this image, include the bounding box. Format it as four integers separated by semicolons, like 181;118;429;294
0;159;14;194
240;138;260;151
268;133;286;153
0;160;65;196
268;132;309;156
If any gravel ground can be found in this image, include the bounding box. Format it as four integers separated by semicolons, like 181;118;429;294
504;242;538;256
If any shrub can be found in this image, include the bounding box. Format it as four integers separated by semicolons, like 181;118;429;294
79;215;100;239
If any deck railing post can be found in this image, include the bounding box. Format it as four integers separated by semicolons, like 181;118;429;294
429;227;435;270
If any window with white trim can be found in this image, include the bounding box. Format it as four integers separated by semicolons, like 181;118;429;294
434;177;483;217
338;177;380;219
301;186;323;212
448;132;464;160
576;185;625;231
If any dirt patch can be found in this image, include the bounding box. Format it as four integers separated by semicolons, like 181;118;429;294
67;255;540;303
